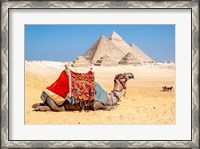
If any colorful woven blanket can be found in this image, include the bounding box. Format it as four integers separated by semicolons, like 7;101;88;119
69;70;95;103
43;68;95;107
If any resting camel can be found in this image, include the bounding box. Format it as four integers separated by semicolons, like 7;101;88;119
32;72;134;112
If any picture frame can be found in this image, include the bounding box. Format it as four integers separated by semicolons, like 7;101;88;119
1;1;199;148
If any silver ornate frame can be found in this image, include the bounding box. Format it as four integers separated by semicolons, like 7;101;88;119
1;1;199;148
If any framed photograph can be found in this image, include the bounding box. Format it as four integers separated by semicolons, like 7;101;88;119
1;1;199;148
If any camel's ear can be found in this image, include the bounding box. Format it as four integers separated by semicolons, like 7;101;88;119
65;65;69;69
115;74;119;79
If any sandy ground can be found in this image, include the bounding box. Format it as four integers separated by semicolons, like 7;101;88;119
25;61;175;124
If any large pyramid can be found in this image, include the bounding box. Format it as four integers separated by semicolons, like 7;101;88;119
84;35;124;65
73;31;154;66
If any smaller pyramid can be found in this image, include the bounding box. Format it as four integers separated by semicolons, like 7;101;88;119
72;56;90;67
118;52;141;65
130;43;154;63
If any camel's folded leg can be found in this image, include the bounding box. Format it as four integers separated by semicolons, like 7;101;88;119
32;103;46;108
45;98;65;112
35;106;51;112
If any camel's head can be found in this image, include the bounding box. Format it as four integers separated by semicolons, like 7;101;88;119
114;72;134;88
115;72;134;81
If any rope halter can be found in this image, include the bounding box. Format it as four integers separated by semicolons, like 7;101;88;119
112;73;128;98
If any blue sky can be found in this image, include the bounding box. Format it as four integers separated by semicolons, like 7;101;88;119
25;25;175;62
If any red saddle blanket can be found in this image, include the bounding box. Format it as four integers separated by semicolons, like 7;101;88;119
46;68;95;104
47;71;69;99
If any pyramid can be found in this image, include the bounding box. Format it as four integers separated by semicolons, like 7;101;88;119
130;43;154;63
75;31;154;66
109;32;153;63
109;31;136;55
118;52;141;65
72;56;91;67
109;31;123;40
83;35;124;65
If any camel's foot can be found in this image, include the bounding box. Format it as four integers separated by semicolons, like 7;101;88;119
93;101;116;111
93;102;105;111
32;103;46;108
35;106;51;112
104;106;115;111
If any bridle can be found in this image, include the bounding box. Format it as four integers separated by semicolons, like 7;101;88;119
112;73;128;99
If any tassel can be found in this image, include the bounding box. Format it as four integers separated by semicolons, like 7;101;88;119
123;89;126;98
79;100;83;112
85;100;90;111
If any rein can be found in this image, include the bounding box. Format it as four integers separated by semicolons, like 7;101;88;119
116;78;127;90
112;76;128;99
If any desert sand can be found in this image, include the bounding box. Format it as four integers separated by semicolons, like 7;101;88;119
25;61;175;125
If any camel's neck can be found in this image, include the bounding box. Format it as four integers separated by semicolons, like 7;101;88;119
111;79;126;99
106;79;127;106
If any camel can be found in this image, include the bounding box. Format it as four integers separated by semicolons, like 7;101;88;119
32;71;134;112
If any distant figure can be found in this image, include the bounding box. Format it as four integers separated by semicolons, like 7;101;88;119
162;86;173;91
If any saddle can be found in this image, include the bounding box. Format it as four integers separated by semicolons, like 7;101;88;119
41;66;95;109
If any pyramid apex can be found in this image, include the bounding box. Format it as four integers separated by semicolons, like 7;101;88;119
109;31;122;40
100;35;107;39
130;43;135;47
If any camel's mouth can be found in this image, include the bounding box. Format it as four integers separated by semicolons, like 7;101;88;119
129;74;134;79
